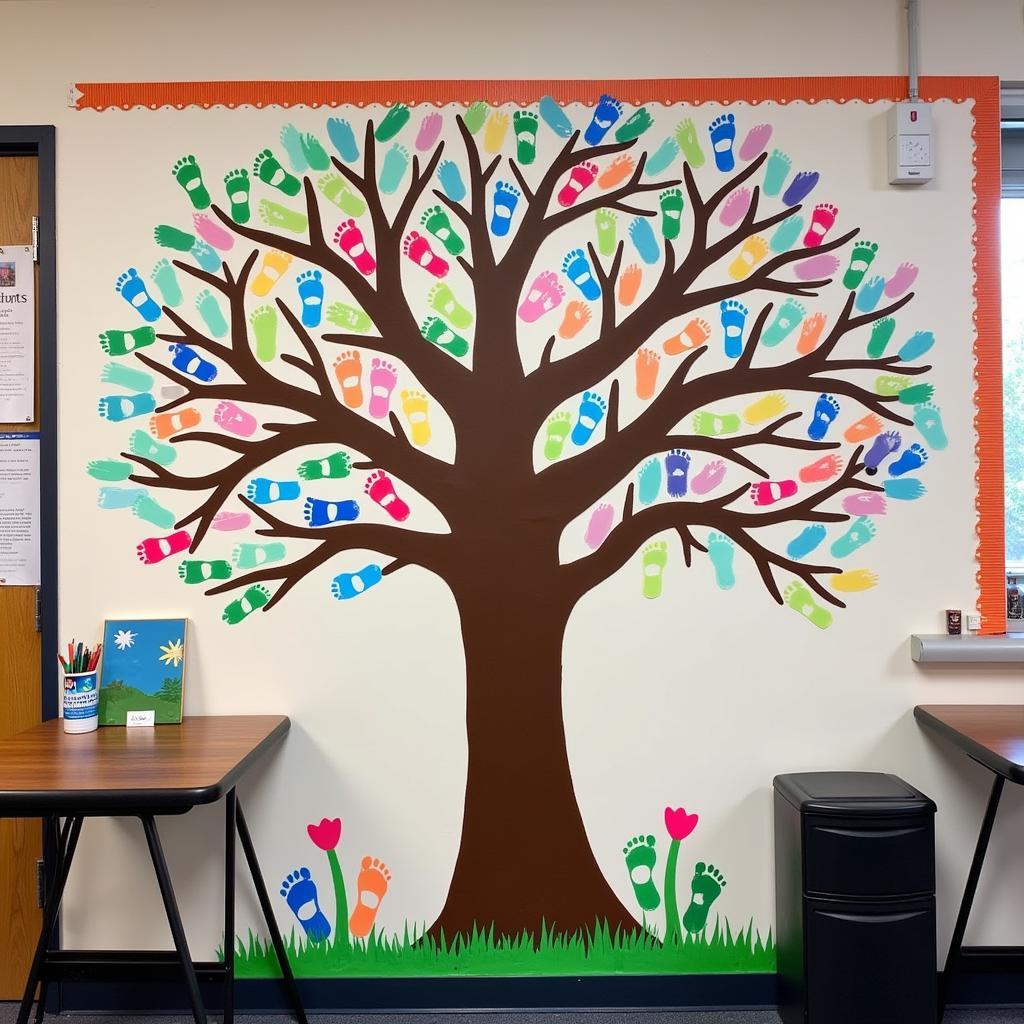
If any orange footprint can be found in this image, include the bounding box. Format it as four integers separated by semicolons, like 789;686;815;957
844;414;883;443
635;348;660;400
149;407;201;440
559;301;591;340
799;453;843;483
663;317;711;356
333;350;363;408
618;264;642;307
349;856;391;939
598;155;635;190
250;250;293;297
796;312;827;355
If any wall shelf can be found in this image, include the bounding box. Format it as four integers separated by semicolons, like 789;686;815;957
911;633;1024;663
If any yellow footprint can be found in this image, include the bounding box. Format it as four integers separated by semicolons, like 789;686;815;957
830;569;879;593
250;250;293;296
401;389;431;446
742;392;787;425
483;112;510;154
728;235;768;280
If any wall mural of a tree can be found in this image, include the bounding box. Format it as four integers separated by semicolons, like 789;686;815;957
91;96;942;943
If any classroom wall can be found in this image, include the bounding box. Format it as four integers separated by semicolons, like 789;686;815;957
5;0;1024;986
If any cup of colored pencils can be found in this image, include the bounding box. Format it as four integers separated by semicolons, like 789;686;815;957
58;640;102;734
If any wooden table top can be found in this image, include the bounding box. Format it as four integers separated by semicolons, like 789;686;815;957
915;705;1024;783
0;715;289;815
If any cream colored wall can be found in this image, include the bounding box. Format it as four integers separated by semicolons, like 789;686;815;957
4;0;1024;975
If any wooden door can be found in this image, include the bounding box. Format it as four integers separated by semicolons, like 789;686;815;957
0;153;42;998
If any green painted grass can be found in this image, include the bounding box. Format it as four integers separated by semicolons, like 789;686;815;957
230;919;775;978
99;687;181;725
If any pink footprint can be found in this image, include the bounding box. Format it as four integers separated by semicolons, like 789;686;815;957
803;203;838;247
364;470;410;522
368;358;398;419
795;253;840;281
739;123;773;161
584;503;614;550
193;213;235;251
691;459;726;495
799;454;842;483
842;491;887;515
557;161;598;207
214;400;258;437
750;479;798;506
136;530;191;564
719;187;751;228
518;271;564;322
884;261;918;298
334;219;376;275
402;231;448;278
213;510;251;532
415;112;443;151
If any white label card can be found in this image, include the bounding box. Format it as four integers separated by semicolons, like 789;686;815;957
126;710;155;728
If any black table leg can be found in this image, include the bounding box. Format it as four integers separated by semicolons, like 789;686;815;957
17;816;82;1024
235;800;308;1024
140;815;207;1024
224;789;236;1024
33;814;66;1024
938;772;1005;1021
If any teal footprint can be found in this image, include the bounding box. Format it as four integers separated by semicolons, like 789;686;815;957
132;495;176;529
830;516;876;558
763;150;791;197
538;96;574;138
884;477;926;500
637;458;662;505
770;214;804;254
151;259;182;307
913;403;947;450
379;144;410;195
97;486;148;510
87;459;133;482
196;290;228;338
898;330;935;361
280;123;309;173
438;160;466;202
707;531;735;589
786;524;826;561
101;361;154;392
327;118;360;162
761;300;805;347
130;429;177;466
191;240;221;273
645;138;680;177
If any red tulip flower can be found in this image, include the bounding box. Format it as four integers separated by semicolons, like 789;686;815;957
307;817;342;851
664;806;698;841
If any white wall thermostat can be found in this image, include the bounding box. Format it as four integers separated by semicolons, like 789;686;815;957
887;102;934;185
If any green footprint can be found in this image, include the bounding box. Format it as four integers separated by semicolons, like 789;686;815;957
375;103;410;142
99;327;156;357
298;451;352;480
253;150;302;197
513;110;539;164
101;361;154;392
642;541;669;599
249;306;278;363
132;495;176;530
196;290;228;338
420;206;465;257
693;411;741;436
233;543;286;569
428;283;473;329
172;155;211;210
659;188;684;240
258;199;308;234
615;107;654;143
674;119;706;168
224;169;251;224
151;259;182;307
129;429;177;465
316;174;366;216
544;412;571;461
874;374;911;397
154;225;196;252
464;101;489;134
681;863;726;934
300;132;331;170
623;836;661;912
898;383;935;405
326;302;373;333
866;317;896;359
222;585;271;624
178;559;232;584
596;210;617;258
784;581;833;630
420;316;469;357
87;459;133;482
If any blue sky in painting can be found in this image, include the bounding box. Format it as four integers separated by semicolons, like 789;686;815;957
100;618;186;695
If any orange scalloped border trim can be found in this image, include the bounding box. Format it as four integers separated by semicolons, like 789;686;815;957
74;75;1004;632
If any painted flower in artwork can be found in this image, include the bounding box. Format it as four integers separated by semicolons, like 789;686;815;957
113;629;137;651
664;806;699;841
307;817;343;851
158;638;185;668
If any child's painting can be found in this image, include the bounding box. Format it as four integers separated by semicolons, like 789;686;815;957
98;617;187;724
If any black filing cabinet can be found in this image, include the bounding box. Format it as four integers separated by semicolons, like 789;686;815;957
774;772;937;1024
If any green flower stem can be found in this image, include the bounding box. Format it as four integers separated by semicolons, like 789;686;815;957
663;838;682;944
327;848;350;949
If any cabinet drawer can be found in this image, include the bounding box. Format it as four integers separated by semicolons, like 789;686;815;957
804;816;934;897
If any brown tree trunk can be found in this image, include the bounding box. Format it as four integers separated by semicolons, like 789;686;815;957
429;537;636;942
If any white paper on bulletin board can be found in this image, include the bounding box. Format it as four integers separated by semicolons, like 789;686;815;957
0;432;40;585
0;245;35;423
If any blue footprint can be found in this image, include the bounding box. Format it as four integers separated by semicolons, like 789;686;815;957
190;240;221;273
562;249;601;299
855;276;886;313
584;94;623;145
665;449;691;497
770;214;804;253
98;486;149;510
571;391;607;446
781;170;819;207
898;330;935;361
708;114;737;172
884;477;926;500
539;96;574;139
280;867;331;942
296;270;325;328
807;394;840;441
707;532;736;590
97;393;156;422
327;117;359;162
889;442;928;476
637;458;662;505
115;268;162;322
786;524;826;561
437;160;467;202
169;343;218;382
303;497;360;526
830;516;876;558
491;181;521;237
629;218;660;265
720;300;748;359
246;478;301;504
332;564;383;599
864;431;902;475
645;137;679;176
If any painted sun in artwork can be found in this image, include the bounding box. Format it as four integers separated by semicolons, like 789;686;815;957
158;638;184;668
113;629;137;651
